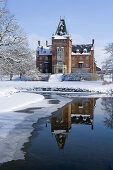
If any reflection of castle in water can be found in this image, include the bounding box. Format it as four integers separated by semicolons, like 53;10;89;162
50;98;96;149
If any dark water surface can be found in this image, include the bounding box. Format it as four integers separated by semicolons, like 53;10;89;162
1;97;113;170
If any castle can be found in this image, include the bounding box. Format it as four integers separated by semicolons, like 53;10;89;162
36;18;96;74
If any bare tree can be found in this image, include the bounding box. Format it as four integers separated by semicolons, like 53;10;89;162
102;43;113;82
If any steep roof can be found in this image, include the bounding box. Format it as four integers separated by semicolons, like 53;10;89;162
55;18;69;36
72;44;93;54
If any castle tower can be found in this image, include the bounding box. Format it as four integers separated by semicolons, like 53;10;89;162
52;18;72;74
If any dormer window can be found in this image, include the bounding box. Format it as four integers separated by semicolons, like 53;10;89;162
76;49;79;53
83;48;87;53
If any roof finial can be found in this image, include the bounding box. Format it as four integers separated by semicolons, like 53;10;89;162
60;16;61;20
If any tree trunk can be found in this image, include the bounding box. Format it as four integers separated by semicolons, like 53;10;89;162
10;74;13;80
20;73;22;79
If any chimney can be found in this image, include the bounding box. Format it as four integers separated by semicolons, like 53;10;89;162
38;41;40;46
46;40;48;46
92;39;94;45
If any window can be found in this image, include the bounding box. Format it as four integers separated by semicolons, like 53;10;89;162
58;69;62;73
86;64;89;67
40;64;42;67
79;63;83;68
86;56;89;60
40;56;42;61
72;64;75;67
45;69;48;73
40;69;42;72
80;56;82;60
79;109;82;113
45;56;48;61
72;57;74;61
86;110;88;114
59;55;62;59
78;101;83;107
58;61;63;66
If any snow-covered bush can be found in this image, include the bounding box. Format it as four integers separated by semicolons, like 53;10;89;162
63;74;81;81
82;74;100;81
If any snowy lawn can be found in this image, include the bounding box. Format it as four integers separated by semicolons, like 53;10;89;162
0;80;113;94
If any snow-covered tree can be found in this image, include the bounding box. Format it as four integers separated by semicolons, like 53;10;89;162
102;43;113;82
0;8;38;80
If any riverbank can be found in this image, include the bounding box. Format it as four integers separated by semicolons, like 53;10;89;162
0;80;113;94
0;92;72;164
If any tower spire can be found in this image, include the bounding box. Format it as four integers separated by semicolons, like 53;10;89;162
55;18;69;36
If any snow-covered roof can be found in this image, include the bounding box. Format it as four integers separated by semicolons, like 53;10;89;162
52;34;71;40
71;114;90;118
71;52;76;55
72;44;93;54
71;52;91;56
37;45;52;55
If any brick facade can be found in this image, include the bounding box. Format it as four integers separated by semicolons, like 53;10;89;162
52;36;72;73
36;19;96;74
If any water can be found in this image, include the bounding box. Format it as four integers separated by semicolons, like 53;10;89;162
1;97;113;170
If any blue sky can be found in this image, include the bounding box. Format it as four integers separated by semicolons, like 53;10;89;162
7;0;113;67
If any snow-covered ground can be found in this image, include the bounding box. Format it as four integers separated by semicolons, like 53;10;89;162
0;79;113;164
0;80;113;94
0;87;18;97
0;92;44;112
49;74;63;82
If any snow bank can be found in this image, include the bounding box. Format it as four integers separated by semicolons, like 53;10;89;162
49;74;63;82
0;80;113;95
0;87;18;97
0;92;44;113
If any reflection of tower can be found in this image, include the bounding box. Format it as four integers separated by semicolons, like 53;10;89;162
51;105;71;149
71;98;96;130
50;98;96;149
